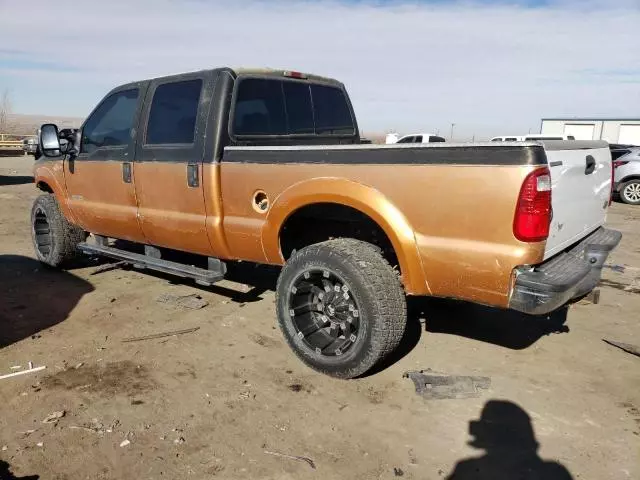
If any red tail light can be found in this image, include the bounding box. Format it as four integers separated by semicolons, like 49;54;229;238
283;70;307;79
514;167;552;242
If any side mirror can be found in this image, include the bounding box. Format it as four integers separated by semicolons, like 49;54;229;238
39;123;61;157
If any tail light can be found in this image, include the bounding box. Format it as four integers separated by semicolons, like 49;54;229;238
514;167;552;242
283;71;307;79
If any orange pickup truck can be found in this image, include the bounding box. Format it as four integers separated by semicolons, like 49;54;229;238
32;67;620;378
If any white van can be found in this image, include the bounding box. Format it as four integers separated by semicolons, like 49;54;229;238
491;134;575;142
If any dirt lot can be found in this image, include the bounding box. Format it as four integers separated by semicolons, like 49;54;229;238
1;155;639;480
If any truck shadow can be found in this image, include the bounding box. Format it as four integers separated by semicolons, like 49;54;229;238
0;255;94;349
0;175;34;186
417;297;569;350
367;298;568;376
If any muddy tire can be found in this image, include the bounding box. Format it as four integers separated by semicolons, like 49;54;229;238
276;238;407;379
31;194;86;267
620;180;640;205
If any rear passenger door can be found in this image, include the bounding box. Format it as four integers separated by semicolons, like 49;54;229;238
133;72;217;255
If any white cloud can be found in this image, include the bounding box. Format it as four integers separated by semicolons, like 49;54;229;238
0;0;638;139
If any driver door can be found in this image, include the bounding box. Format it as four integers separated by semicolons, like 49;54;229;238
64;82;148;243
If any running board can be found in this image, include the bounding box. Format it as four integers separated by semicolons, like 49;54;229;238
78;242;226;286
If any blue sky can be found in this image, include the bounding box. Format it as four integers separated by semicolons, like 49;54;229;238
1;0;638;139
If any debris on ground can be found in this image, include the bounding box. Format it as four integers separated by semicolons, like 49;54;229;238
121;327;200;343
68;419;110;435
264;450;316;470
403;370;491;400
74;362;84;369
91;261;128;275
0;362;46;380
19;429;36;438
1;445;7;451
42;410;66;424
36;442;43;447
173;437;186;445
120;439;131;448
603;339;640;358
604;264;627;273
156;293;209;310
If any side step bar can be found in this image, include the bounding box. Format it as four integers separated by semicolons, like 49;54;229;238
78;242;226;286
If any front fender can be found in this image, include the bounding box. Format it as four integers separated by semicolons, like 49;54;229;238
261;177;430;295
33;160;77;224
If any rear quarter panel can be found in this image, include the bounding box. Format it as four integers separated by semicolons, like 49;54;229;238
219;146;546;307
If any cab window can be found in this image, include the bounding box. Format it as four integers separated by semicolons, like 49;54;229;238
82;89;138;154
232;78;355;137
146;79;203;144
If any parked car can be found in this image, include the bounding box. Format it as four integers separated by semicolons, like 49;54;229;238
491;134;576;141
32;67;620;378
387;133;446;144
23;137;38;155
612;147;640;204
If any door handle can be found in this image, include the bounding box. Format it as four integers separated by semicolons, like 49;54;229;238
187;164;199;188
585;155;596;175
122;162;132;183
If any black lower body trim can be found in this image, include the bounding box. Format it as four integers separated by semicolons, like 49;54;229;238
509;227;622;315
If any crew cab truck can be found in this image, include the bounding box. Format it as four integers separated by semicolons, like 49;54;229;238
33;67;621;378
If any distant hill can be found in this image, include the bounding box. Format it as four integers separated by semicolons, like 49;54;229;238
3;113;83;136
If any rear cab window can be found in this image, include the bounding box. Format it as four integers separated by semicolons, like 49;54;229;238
232;77;356;139
146;79;203;144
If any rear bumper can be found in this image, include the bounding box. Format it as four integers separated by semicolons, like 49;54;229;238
509;227;622;315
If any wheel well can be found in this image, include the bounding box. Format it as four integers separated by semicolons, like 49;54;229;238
279;203;400;273
36;181;53;193
620;175;640;184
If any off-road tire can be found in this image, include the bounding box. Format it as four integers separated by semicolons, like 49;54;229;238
31;194;86;267
620;180;640;205
276;238;407;379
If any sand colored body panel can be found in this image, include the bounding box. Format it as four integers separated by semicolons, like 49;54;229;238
62;161;145;243
133;162;213;256
218;162;546;305
32;159;77;224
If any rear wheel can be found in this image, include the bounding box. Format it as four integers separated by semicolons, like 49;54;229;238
620;180;640;205
31;194;86;267
276;239;407;379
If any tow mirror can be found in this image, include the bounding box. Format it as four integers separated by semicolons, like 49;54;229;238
39;123;61;157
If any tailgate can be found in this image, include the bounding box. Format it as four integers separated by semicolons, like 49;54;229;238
542;140;612;259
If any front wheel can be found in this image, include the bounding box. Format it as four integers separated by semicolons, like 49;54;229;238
31;194;87;267
620;180;640;205
276;239;407;379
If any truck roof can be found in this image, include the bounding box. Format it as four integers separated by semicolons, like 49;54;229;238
126;67;343;88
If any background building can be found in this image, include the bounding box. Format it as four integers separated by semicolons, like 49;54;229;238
540;118;640;145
